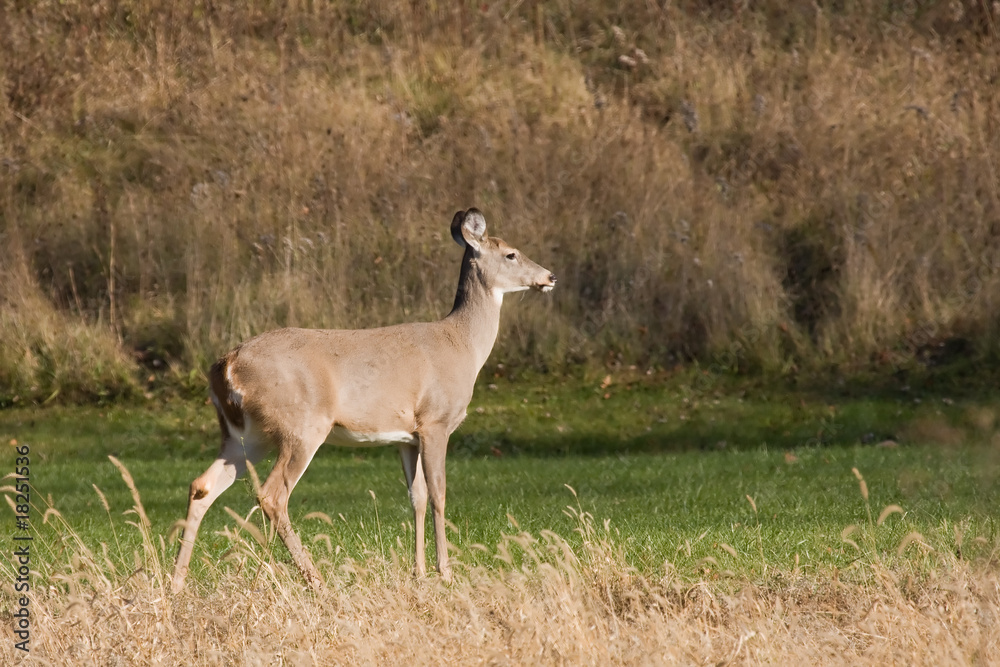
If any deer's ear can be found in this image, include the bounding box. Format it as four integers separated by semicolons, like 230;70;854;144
451;208;487;252
450;210;468;248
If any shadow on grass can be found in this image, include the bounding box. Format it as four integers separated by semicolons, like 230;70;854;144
451;367;1000;459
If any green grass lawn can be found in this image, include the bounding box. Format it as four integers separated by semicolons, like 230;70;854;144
2;373;998;588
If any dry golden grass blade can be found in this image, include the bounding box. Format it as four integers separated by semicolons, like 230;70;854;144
108;456;150;529
92;484;111;513
303;511;334;525
718;543;739;558
245;459;262;496
841;525;861;552
166;519;187;543
223;506;268;547
311;533;333;553
877;504;905;526
897;531;933;556
852;467;869;502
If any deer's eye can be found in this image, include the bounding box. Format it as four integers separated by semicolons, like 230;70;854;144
506;252;517;261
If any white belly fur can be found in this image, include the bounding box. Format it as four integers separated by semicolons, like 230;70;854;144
327;425;417;447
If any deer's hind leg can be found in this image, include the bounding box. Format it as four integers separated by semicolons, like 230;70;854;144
172;416;268;593
398;442;428;577
256;426;328;590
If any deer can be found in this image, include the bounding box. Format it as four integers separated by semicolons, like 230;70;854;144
171;208;556;592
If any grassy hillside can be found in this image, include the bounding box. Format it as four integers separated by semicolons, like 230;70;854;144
2;1;999;402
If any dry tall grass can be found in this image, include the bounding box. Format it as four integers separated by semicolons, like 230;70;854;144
2;462;998;665
2;2;999;400
9;552;1000;664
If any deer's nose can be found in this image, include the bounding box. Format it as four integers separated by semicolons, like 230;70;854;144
549;273;557;284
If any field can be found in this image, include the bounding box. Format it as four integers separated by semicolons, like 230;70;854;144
2;376;1000;663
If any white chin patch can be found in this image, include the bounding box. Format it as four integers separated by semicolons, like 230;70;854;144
540;285;554;293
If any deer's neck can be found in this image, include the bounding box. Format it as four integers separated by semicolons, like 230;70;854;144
446;255;503;373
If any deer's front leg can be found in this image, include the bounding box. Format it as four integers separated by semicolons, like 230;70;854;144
417;426;452;582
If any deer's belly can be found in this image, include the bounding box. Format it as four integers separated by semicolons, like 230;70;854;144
326;425;418;447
